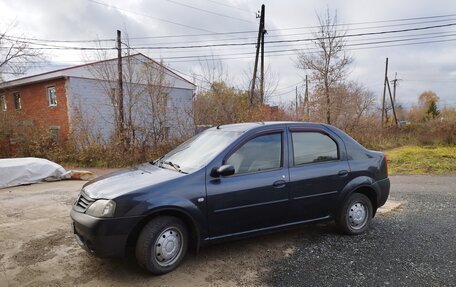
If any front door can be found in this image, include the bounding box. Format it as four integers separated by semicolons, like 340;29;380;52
206;131;290;238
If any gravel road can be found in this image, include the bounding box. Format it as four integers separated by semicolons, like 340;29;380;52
0;175;454;286
267;175;456;286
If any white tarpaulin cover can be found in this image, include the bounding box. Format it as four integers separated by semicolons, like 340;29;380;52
0;157;70;188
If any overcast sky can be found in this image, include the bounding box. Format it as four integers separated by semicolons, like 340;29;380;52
1;0;456;108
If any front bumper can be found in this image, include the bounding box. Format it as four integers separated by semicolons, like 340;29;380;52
70;209;144;257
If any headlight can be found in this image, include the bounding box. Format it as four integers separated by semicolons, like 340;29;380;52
86;199;116;218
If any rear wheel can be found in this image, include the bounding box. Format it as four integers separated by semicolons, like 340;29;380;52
337;193;373;235
136;216;188;274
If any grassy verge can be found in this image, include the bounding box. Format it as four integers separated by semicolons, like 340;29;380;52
385;146;456;175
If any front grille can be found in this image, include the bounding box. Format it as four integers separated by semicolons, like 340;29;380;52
74;191;95;212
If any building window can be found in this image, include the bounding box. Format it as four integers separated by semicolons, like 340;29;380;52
13;93;21;110
47;86;57;107
49;126;60;141
0;95;6;111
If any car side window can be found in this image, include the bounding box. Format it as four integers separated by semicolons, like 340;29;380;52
292;132;338;165
226;133;282;174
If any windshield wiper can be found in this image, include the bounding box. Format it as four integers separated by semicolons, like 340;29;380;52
156;159;187;174
151;156;164;166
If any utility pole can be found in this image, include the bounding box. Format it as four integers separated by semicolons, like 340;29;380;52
392;72;398;104
250;4;265;107
386;79;399;127
381;57;398;128
260;5;266;104
381;57;388;128
304;74;309;121
117;30;125;143
295;86;298;119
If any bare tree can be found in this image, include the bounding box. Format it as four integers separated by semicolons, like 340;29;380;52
84;49;127;146
242;63;279;105
297;9;353;124
191;59;238;126
332;82;376;131
190;57;229;95
191;58;289;126
0;24;42;82
193;81;250;126
138;60;172;147
83;44;191;153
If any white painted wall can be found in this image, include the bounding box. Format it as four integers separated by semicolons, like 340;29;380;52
66;76;194;143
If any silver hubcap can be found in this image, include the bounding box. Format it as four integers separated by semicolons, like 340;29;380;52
348;202;368;229
154;227;183;267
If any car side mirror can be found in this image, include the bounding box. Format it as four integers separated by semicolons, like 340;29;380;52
210;165;235;178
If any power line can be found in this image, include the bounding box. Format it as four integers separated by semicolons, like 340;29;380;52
8;28;454;54
5;29;456;65
274;81;304;92
4;13;456;44
87;0;220;34
0;44;114;50
205;0;255;14
165;0;254;24
119;19;456;47
119;44;197;84
268;13;456;31
117;22;456;50
87;0;254;42
2;35;115;43
3;15;456;70
121;30;456;54
269;86;297;98
5;31;456;61
348;32;456;47
106;18;456;48
2;36;115;49
160;37;456;63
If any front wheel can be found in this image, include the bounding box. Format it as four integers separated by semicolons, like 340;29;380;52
136;216;188;274
336;193;373;235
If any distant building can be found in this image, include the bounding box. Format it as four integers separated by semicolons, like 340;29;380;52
0;53;195;145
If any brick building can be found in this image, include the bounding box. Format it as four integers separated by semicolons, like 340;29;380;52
0;54;195;145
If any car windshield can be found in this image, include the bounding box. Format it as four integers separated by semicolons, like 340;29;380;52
157;129;243;173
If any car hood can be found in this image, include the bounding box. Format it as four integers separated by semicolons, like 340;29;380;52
82;163;186;199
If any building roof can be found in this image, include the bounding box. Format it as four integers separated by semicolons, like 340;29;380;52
0;53;196;90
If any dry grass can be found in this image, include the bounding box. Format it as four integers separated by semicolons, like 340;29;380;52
348;121;456;151
2;110;456;170
385;146;456;175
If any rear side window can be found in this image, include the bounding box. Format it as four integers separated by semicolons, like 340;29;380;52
226;133;282;174
292;132;338;165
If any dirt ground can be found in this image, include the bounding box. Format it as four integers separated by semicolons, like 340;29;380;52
0;177;401;287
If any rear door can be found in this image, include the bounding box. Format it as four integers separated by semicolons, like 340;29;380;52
287;127;350;221
206;129;290;238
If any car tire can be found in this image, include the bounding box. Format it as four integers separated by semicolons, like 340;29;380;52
136;216;188;274
336;193;373;235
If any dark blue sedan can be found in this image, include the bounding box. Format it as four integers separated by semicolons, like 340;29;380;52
71;122;390;274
